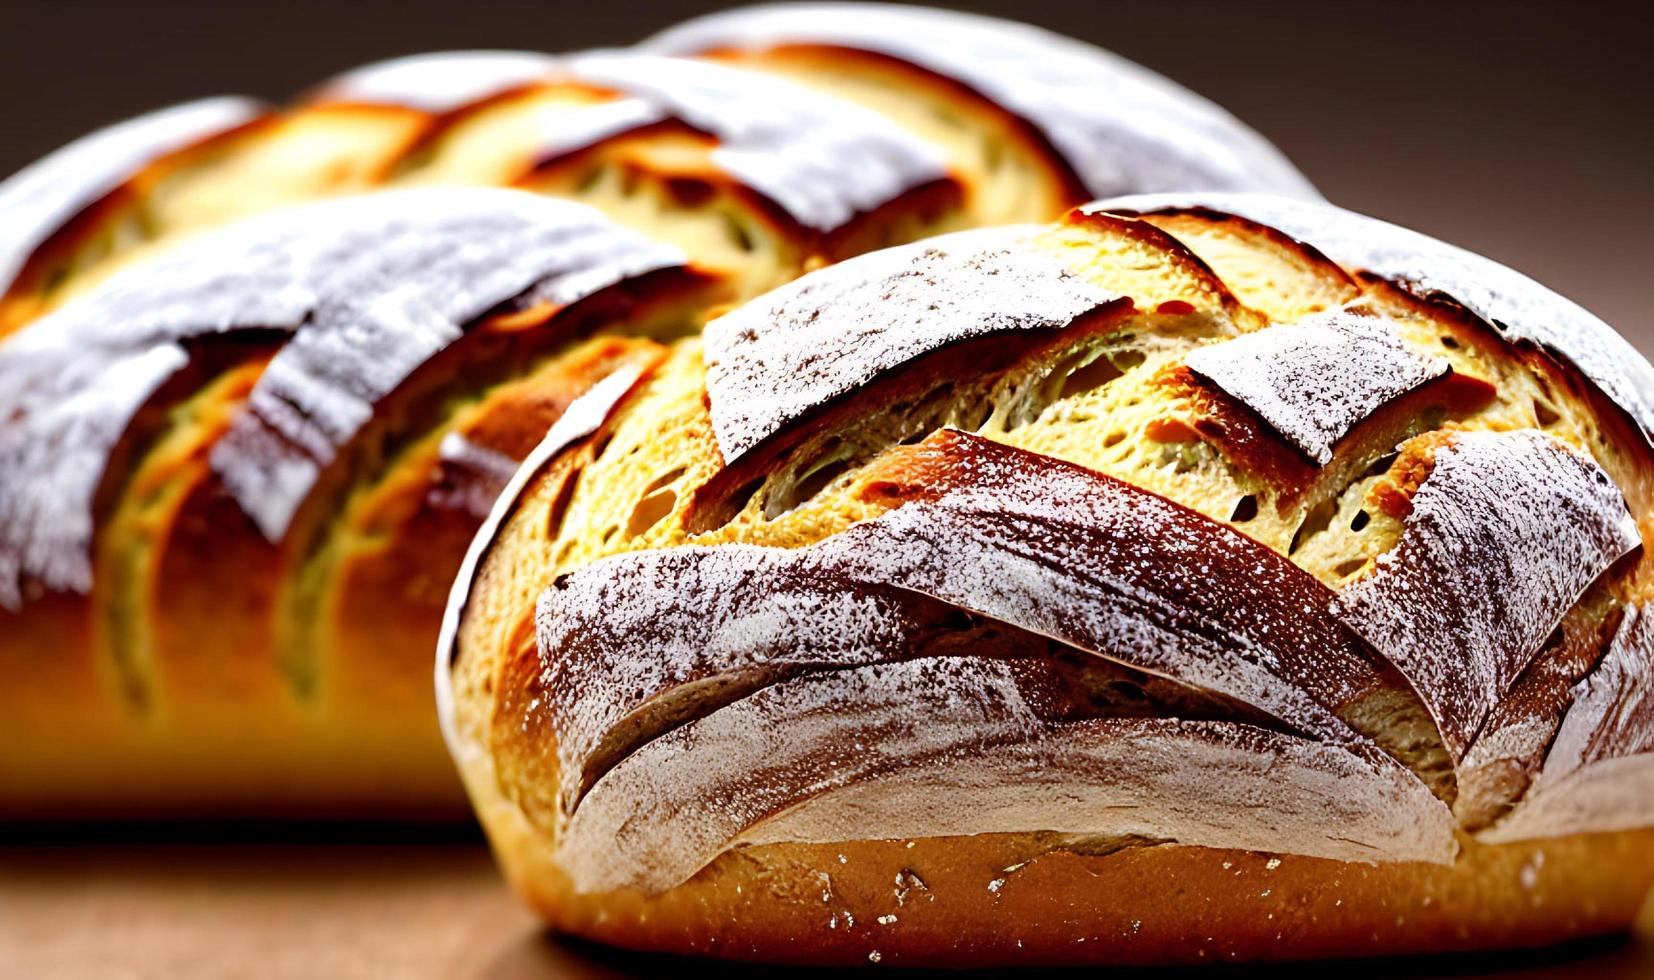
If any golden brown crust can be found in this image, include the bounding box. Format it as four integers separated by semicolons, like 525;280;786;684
446;196;1654;964
0;124;252;335
459;693;1654;966
1130;207;1360;320
684;301;1135;532
1;52;976;341
0;196;709;817
501;822;1654;967
698;43;1088;218
0;14;1316;826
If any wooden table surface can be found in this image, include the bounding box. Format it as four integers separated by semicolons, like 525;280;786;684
3;835;1653;979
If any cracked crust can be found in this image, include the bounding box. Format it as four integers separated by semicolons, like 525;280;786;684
446;194;1654;964
1;7;1314;821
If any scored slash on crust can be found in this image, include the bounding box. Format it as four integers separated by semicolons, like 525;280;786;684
558;51;951;235
642;2;1319;201
435;360;657;764
1481;605;1654;843
440;191;1654;904
1184;309;1449;465
1543;606;1654;786
1334;429;1640;762
530;431;1456;891
0;188;687;609
702;224;1116;462
1092;193;1654;445
0;96;266;301
322;48;953;239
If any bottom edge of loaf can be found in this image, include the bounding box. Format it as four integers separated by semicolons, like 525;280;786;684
479;799;1654;967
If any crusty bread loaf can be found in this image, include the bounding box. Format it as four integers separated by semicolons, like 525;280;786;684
0;187;714;816
0;6;1317;339
0;6;1312;816
0;49;957;335
440;194;1654;964
643;3;1318;216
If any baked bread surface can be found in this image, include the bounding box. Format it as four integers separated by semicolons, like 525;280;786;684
441;193;1654;963
0;6;1314;816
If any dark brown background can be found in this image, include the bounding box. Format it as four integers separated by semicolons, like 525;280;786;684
1;0;1650;350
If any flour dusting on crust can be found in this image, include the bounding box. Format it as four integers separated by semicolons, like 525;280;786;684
561;656;1452;893
1092;192;1654;441
815;433;1381;739
1545;606;1654;783
643;3;1317;200
535;431;1391;802
211;191;681;538
1478;608;1654;843
1184;309;1448;464
737;717;1452;869
0;96;264;296
561;657;1044;892
316;50;558;113
563;51;949;233
1334;429;1640;760
703;227;1116;461
536;544;950;812
0;188;682;608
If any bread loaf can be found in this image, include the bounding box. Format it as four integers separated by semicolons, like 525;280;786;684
440;193;1654;964
0;50;954;334
644;3;1318;212
0;6;1311;815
